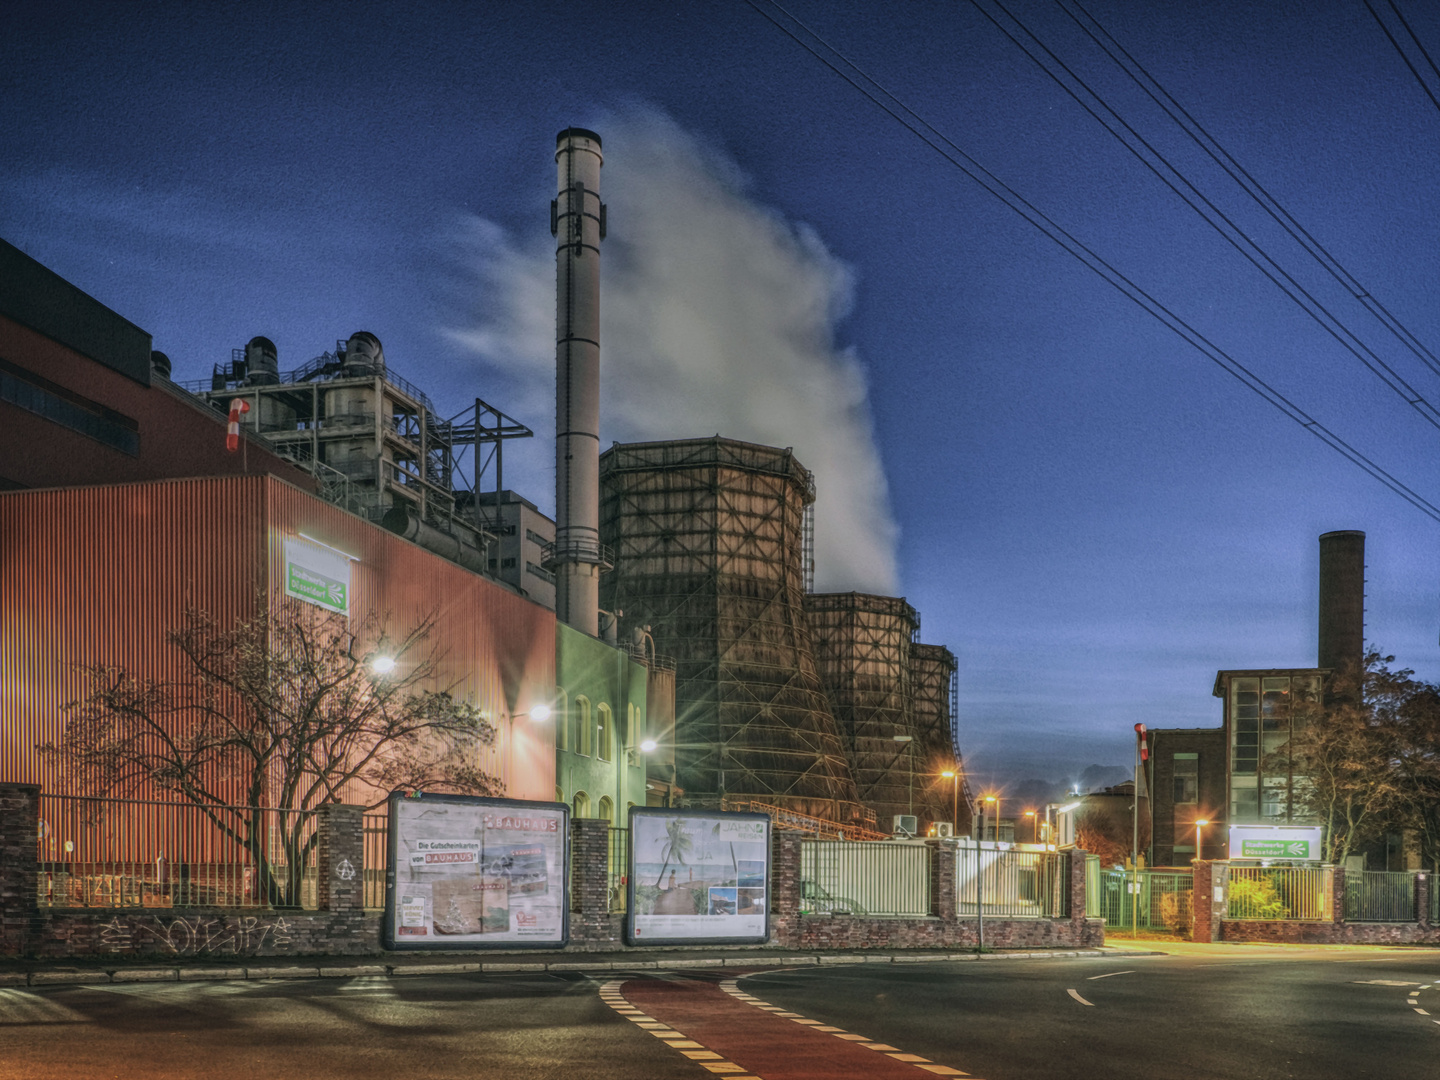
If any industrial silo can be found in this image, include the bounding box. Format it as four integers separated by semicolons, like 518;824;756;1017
599;437;868;825
806;592;923;833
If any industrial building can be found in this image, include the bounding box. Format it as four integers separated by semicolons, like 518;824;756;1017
1143;531;1362;865
3;124;969;842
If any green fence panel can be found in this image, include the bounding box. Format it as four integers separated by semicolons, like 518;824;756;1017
1343;870;1416;922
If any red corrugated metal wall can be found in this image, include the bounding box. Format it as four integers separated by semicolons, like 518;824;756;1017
1;475;556;803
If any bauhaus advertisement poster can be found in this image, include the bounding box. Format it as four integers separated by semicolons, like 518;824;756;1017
385;793;569;950
626;808;770;945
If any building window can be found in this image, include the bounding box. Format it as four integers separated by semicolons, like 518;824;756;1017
598;796;614;824
1232;786;1259;822
573;791;590;819
553;689;568;751
1231;677;1260;774
555;786;564;803
526;561;555;584
573;697;592;757
500;557;517;569
1173;753;1198;804
1;358;140;456
626;704;637;749
597;704;614;763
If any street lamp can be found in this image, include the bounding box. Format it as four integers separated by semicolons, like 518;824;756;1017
941;769;959;834
1195;818;1209;866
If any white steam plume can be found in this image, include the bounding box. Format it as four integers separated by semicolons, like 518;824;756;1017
445;106;898;593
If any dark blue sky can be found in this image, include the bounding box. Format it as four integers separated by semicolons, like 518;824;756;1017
5;0;1439;795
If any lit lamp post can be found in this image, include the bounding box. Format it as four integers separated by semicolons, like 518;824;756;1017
1195;818;1209;866
977;793;998;953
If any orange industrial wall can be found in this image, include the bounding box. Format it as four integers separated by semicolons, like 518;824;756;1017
0;475;556;803
0;313;316;493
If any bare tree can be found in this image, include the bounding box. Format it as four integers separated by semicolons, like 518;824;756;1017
1271;651;1402;865
46;601;500;906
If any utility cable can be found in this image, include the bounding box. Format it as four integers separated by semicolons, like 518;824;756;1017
1059;0;1440;384
969;0;1440;435
742;0;1440;524
1363;0;1440;117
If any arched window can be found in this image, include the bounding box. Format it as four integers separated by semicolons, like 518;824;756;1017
555;785;564;804
553;688;568;751
598;796;614;824
572;697;591;757
597;704;614;762
573;791;590;819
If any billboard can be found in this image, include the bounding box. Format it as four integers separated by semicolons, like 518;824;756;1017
283;536;351;615
384;793;569;950
1228;824;1324;861
626;808;770;945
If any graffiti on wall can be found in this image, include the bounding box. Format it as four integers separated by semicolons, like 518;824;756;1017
98;915;296;955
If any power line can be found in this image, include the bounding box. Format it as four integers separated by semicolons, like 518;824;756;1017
1058;0;1440;384
1364;0;1440;116
742;0;1440;524
968;0;1440;435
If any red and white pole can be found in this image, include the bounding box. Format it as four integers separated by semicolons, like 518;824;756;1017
226;398;251;452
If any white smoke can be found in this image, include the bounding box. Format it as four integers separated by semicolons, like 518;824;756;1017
445;105;898;593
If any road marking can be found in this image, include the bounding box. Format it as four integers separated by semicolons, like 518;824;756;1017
1066;989;1095;1006
714;976;976;1076
1353;980;1422;986
1415;1009;1431;1016
1087;970;1134;980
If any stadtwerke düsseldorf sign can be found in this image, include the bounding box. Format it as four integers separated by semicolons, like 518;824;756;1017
1227;824;1324;861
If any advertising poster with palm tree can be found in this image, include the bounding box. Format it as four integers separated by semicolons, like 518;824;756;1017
627;808;770;944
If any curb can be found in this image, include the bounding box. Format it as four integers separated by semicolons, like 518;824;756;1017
0;948;1159;988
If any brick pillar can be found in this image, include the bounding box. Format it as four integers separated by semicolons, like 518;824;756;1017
1191;860;1224;943
317;804;365;911
930;840;956;923
1418;872;1431;929
1329;866;1346;926
770;831;803;947
571;818;611;917
1068;850;1087;930
0;785;40;957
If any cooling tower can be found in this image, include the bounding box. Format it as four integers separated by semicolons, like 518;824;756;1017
807;592;925;831
909;641;968;832
598;437;868;824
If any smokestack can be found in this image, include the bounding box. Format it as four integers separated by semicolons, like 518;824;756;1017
1318;530;1365;675
551;127;608;635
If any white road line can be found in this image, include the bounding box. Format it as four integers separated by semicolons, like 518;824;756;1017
1087;971;1134;980
1066;989;1095;1006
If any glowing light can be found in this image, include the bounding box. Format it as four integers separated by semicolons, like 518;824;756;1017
371;656;396;675
640;738;658;753
529;704;551;723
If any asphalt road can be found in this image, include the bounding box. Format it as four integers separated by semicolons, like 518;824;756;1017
1;949;1437;1079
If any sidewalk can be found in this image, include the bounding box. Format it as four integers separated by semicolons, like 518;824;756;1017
1104;935;1440;957
0;945;1162;987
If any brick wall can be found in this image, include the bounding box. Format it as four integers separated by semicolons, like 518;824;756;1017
2;787;1105;959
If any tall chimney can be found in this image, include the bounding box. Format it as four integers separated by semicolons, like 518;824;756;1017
1318;530;1365;675
551;128;607;635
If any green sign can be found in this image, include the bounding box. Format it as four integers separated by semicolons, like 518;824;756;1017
283;537;352;615
1240;839;1311;859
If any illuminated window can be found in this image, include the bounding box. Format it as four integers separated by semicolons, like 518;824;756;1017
573;791;590;819
573;697;592;757
597;704;614;763
598;796;614;824
1231;678;1259;774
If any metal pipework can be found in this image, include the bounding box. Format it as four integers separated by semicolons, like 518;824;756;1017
550;127;608;635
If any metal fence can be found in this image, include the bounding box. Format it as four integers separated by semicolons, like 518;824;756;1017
1092;869;1193;932
1344;870;1417;922
800;839;931;917
1432;872;1439;925
1226;865;1331;921
956;845;1068;918
607;827;629;913
36;794;320;911
362;812;389;910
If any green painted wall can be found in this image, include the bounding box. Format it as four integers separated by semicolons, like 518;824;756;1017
554;623;649;825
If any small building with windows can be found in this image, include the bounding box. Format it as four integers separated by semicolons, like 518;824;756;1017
553;623;653;830
1213;668;1325;831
